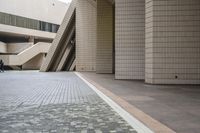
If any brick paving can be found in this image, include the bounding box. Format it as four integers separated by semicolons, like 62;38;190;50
0;71;137;133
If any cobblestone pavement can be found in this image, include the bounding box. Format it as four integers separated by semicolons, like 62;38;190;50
0;71;137;133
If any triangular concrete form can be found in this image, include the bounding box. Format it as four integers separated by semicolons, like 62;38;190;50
40;1;76;72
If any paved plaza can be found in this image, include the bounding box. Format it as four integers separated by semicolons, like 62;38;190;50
0;71;143;133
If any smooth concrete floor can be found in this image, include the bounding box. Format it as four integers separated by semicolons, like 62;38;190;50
0;71;137;133
81;72;200;133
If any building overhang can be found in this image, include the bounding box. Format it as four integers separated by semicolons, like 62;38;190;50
0;24;56;40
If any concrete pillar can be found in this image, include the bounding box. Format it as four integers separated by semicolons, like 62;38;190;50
28;36;35;44
76;0;97;72
145;0;200;84
96;0;113;73
115;0;145;79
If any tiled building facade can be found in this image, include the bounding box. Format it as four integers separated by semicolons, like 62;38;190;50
145;0;200;84
96;0;113;73
115;0;145;80
41;0;200;84
76;0;97;72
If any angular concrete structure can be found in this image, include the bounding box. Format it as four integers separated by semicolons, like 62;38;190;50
40;2;76;72
41;0;97;72
0;0;69;70
41;0;200;84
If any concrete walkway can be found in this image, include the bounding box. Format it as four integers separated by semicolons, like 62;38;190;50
0;71;152;133
81;72;200;133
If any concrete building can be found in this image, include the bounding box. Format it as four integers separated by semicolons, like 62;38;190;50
35;0;200;84
0;0;69;69
41;0;200;84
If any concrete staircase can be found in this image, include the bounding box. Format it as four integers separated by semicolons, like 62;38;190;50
0;42;51;66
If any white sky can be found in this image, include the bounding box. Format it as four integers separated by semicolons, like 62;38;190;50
57;0;72;4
